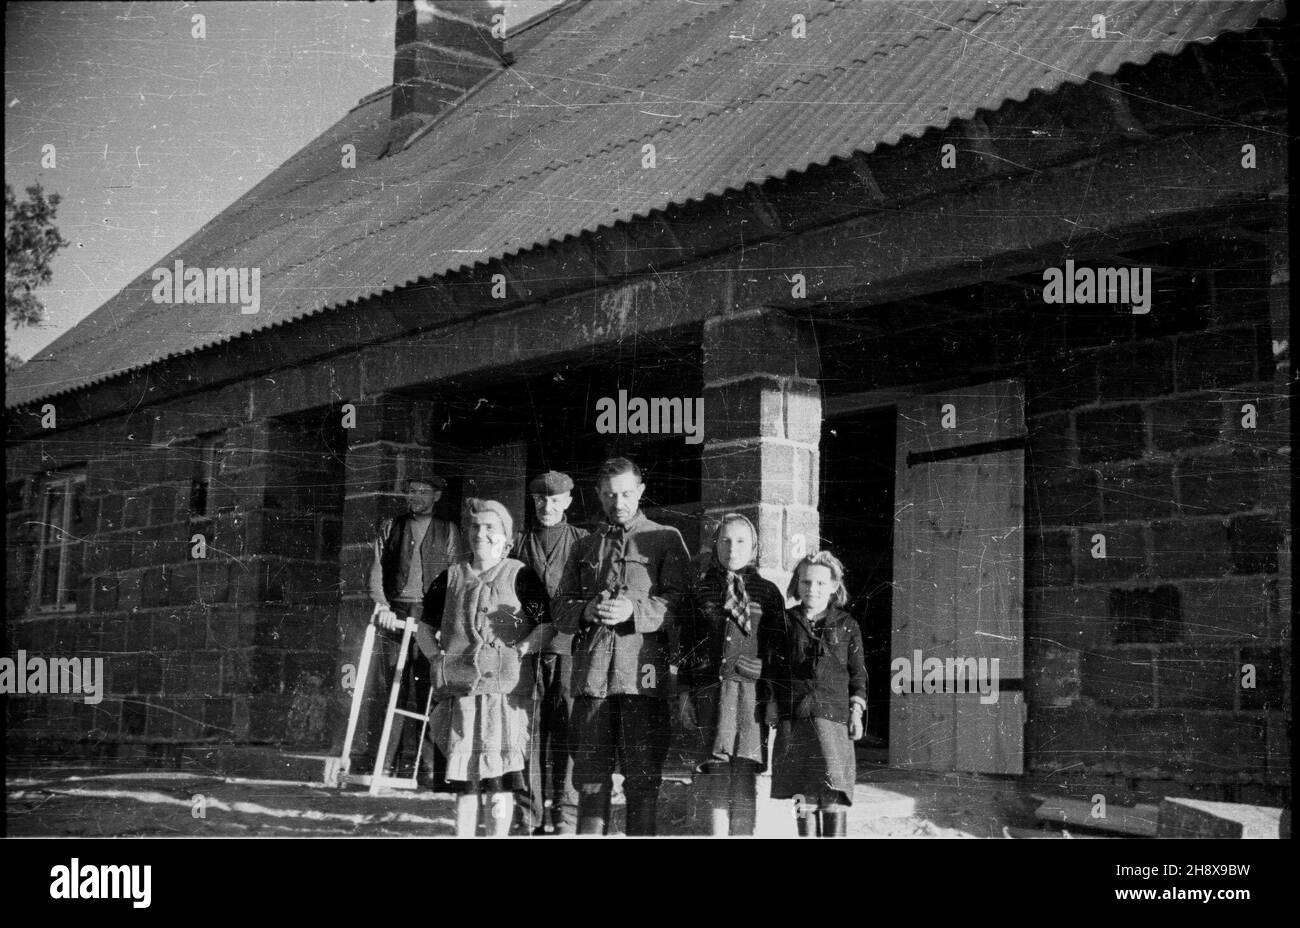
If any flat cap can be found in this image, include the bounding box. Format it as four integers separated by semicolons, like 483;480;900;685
528;470;573;496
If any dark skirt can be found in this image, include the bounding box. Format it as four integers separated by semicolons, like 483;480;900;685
693;676;764;769
770;717;856;804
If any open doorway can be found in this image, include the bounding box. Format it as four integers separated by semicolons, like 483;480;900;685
422;339;704;543
820;406;896;760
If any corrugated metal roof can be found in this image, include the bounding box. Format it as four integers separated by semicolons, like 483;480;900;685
6;0;1282;409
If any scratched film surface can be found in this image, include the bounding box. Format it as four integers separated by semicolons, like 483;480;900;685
3;0;1291;840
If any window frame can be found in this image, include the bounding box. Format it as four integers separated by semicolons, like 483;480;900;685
188;431;225;521
33;470;88;613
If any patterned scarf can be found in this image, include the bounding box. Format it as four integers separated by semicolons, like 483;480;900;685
722;569;751;635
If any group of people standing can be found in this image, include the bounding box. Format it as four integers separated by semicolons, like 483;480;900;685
364;457;866;837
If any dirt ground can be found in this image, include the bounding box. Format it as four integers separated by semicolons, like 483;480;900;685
6;761;1050;838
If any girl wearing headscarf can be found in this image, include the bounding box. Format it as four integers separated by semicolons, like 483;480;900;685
421;497;553;836
678;512;785;835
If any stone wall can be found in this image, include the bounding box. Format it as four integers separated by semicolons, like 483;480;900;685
6;404;346;763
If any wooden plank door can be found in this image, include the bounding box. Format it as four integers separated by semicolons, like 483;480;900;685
889;380;1026;774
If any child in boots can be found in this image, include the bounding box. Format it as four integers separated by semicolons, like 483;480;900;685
679;513;785;835
769;550;866;837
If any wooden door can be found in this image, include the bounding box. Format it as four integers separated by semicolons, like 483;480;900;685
889;380;1026;774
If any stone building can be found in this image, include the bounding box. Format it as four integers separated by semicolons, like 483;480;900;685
5;0;1290;805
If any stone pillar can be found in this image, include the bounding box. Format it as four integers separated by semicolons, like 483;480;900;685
701;309;822;592
210;414;347;750
331;394;439;757
207;417;274;745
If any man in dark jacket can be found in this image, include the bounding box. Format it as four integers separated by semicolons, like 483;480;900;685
363;472;463;780
555;457;691;835
511;470;588;834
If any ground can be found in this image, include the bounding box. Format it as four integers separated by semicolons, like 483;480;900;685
6;760;1055;838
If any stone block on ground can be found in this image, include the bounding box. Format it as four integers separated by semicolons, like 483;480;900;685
1156;797;1282;838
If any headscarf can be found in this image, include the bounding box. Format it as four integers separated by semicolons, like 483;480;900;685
708;513;760;635
465;497;513;558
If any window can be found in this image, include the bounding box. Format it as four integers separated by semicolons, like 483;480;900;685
35;471;87;611
187;433;224;560
188;432;225;519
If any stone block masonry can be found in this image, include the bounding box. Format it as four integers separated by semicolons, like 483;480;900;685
5;406;346;761
701;311;822;590
816;232;1287;793
1018;240;1288;790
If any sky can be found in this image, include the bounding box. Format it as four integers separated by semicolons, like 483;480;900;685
4;0;560;363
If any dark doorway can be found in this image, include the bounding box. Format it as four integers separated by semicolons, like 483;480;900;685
820;406;896;751
424;340;704;546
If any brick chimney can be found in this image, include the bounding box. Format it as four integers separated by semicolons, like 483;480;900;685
385;0;508;155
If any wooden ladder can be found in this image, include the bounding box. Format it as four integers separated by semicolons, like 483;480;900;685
330;605;435;794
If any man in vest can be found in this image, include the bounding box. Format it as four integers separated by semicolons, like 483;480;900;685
555;457;691;835
511;470;588;834
364;472;463;781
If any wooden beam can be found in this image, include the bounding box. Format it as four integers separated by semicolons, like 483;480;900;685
1094;74;1148;139
963;116;1002;176
742;186;784;234
823;388;913;418
1220;227;1269;245
845;152;888;202
1003;825;1103;839
761;126;1286;311
1079;254;1190;276
10;127;1286;440
1034;797;1159;837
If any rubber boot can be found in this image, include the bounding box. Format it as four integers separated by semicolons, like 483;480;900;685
704;769;730;836
577;790;610;835
795;810;820;836
552;800;577;835
818;809;848;837
553;758;579;834
625;789;658;836
728;766;757;837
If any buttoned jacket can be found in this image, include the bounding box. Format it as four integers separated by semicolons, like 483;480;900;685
554;511;690;698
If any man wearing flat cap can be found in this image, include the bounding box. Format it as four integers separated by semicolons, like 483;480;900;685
364;471;464;780
511;470;588;834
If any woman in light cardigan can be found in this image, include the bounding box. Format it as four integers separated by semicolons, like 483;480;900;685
421;498;553;836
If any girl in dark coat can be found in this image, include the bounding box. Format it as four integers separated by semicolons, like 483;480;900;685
769;550;866;837
678;513;785;836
